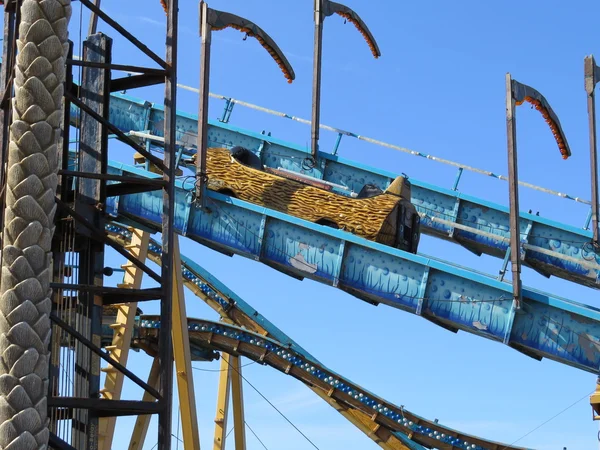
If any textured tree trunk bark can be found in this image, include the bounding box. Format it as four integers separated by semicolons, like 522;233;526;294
0;1;71;449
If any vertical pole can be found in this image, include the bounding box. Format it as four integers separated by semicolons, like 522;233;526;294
310;0;324;163
88;0;101;36
506;73;521;309
76;32;112;449
213;353;232;450
230;356;247;450
161;0;179;448
171;236;201;450
586;56;599;245
196;0;211;207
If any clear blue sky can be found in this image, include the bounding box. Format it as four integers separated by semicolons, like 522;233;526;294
67;1;600;449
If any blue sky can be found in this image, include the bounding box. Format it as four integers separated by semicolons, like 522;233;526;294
64;1;600;449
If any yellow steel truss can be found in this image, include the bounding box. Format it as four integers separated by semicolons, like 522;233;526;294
107;230;412;450
212;352;247;450
101;230;201;450
213;353;231;450
99;228;150;450
171;235;201;450
230;356;247;450
129;358;160;450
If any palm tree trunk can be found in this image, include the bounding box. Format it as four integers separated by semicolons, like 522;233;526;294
0;1;71;449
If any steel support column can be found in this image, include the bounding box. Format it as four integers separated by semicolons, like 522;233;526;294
194;1;295;206
230;356;247;450
505;73;522;310
172;236;201;450
309;0;380;163
505;73;571;311
310;0;324;164
585;55;600;246
213;353;232;450
159;0;180;447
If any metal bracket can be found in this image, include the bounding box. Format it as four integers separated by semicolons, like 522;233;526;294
448;197;461;239
415;267;430;316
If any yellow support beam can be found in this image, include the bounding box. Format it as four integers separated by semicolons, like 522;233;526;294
213;353;232;450
591;377;600;420
99;229;150;450
128;358;161;450
108;229;412;450
230;356;247;450
172;236;202;450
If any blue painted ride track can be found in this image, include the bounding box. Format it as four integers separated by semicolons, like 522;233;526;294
70;92;600;289
103;222;530;449
102;156;600;375
105;224;427;450
66;88;600;450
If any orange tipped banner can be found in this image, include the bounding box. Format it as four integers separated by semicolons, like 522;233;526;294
324;1;381;59
511;79;571;160
207;8;296;84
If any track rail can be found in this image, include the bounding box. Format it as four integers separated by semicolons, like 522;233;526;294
104;159;600;375
135;316;530;450
70;91;600;289
107;224;423;450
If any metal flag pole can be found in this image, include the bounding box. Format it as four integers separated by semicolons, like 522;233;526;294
585;55;600;246
585;56;600;425
195;1;295;208
505;73;571;312
309;0;381;168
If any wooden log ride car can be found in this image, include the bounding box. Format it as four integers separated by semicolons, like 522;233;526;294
203;147;421;254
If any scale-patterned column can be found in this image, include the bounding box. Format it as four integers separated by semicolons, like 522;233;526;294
0;1;71;449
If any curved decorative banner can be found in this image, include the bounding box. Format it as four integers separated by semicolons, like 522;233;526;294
324;1;381;58
510;79;571;160
206;7;296;84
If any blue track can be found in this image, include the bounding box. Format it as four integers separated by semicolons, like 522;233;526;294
71;92;600;289
104;158;600;375
106;224;425;450
136;316;529;450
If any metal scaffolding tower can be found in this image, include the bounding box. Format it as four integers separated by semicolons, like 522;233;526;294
0;1;180;448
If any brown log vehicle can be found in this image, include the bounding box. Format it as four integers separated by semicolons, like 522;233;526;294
202;146;421;254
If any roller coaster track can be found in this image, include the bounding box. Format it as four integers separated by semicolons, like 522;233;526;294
100;157;600;375
106;224;425;450
134;316;529;450
70;92;600;289
101;223;531;449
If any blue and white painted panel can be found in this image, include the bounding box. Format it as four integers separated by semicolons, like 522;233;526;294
341;244;422;312
511;301;600;370
187;198;264;257
69;91;600;287
423;273;513;341
324;159;390;195
109;159;600;373
262;219;342;282
262;143;325;180
411;185;460;237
